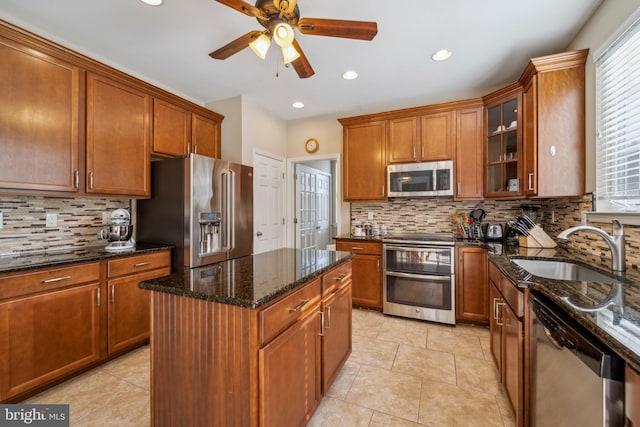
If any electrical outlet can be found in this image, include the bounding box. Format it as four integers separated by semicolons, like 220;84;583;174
45;213;58;228
367;212;374;220
551;211;556;223
0;212;3;229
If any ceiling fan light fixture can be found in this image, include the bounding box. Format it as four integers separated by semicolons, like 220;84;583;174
273;23;295;47
249;33;271;60
281;44;300;64
342;70;358;80
431;49;452;62
139;0;163;6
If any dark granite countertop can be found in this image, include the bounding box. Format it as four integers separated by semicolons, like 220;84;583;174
138;248;353;309
488;245;640;371
0;243;172;274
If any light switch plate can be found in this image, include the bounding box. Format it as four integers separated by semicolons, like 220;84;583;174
46;213;58;227
0;212;3;229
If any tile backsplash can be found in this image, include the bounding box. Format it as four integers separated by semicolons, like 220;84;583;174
0;195;129;256
351;193;640;271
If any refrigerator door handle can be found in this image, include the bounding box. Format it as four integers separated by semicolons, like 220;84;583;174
228;169;236;251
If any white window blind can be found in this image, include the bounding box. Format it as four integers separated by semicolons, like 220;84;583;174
595;16;640;212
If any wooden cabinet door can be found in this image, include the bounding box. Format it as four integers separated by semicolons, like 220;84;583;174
152;98;190;157
502;303;523;427
107;269;165;354
421;111;453;161
351;254;382;309
86;72;151;197
489;281;502;370
455;247;488;323
260;305;321;427
0;36;80;193
343;120;387;201
321;284;352;394
191;113;220;158
0;283;101;400
454;107;483;200
522;77;537;196
387;116;419;163
627;365;640;427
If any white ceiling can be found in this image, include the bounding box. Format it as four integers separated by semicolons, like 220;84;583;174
0;0;602;121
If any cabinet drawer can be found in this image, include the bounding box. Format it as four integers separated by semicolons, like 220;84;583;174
499;275;524;318
260;278;322;345
0;262;100;300
322;261;352;295
107;251;170;278
335;240;381;255
488;261;501;285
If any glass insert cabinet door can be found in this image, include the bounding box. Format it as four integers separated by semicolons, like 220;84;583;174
486;95;522;196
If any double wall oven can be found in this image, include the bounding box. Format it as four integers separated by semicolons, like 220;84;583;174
383;234;456;325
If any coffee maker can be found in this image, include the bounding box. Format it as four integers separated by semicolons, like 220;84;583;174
100;209;135;251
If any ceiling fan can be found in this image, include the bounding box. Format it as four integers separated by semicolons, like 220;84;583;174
209;0;378;78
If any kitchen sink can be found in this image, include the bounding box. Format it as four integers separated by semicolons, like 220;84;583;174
511;259;622;284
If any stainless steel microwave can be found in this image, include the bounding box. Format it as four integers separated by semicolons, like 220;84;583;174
387;160;454;197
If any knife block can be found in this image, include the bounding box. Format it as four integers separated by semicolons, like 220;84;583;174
518;225;557;248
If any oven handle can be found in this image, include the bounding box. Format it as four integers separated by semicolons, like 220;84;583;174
385;245;451;252
385;271;451;281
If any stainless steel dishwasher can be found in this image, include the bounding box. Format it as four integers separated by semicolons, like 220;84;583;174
530;293;625;427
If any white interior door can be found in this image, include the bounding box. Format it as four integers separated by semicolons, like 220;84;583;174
295;164;331;250
253;152;285;254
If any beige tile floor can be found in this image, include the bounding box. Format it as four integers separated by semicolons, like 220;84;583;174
23;308;515;426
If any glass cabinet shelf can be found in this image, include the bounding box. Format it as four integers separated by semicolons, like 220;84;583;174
485;96;522;196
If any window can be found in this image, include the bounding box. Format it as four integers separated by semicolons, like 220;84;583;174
595;14;640;212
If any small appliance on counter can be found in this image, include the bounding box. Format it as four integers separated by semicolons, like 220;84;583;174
483;223;503;240
100;208;135;251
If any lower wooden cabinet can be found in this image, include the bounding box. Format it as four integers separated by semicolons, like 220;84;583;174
0;263;102;401
106;252;171;354
335;240;382;310
627;364;640;427
455;246;488;323
260;303;322;426
489;260;524;426
0;250;171;402
321;283;352;393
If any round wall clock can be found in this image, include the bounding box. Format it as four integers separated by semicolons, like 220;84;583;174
305;138;319;153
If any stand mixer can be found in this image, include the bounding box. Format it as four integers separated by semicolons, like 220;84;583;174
100;208;135;251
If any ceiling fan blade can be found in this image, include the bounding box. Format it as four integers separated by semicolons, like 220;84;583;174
290;39;314;79
215;0;264;18
209;30;262;60
297;18;378;41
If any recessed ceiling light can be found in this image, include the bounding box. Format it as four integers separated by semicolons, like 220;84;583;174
342;70;358;80
139;0;163;6
292;101;304;109
431;49;452;62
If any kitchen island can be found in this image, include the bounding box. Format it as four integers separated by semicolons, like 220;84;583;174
139;248;353;427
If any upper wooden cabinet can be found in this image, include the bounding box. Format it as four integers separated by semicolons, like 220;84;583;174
483;84;523;199
152;99;190;157
421;111;454;161
340;119;387;201
518;49;587;197
191;113;220;158
454;106;484;200
0;21;223;198
0;35;80;193
151;100;222;159
387;112;454;164
86;73;151;197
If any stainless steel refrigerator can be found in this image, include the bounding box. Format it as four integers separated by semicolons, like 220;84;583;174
137;154;253;272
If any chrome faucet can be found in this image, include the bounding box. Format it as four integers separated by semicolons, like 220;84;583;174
557;219;626;273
